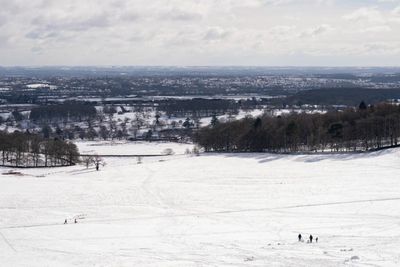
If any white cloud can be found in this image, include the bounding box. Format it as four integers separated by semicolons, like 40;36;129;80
299;24;333;38
343;7;384;24
159;8;203;21
363;42;400;55
0;34;10;47
0;0;400;65
361;25;392;33
204;27;232;41
392;5;400;15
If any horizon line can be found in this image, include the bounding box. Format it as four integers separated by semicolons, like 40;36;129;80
2;65;400;68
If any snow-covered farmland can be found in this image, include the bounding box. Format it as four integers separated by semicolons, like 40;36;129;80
1;142;400;266
76;141;194;156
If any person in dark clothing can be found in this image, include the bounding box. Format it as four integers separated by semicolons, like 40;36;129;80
64;219;67;224
309;235;313;243
74;219;77;224
316;237;318;243
298;234;302;242
96;163;99;171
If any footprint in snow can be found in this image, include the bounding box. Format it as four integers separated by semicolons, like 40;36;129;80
244;256;255;262
340;248;353;252
344;255;360;263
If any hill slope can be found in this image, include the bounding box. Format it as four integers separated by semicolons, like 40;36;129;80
1;143;399;266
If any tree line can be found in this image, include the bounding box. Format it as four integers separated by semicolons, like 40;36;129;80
0;131;80;167
277;88;400;106
195;102;400;153
159;99;239;117
30;102;97;123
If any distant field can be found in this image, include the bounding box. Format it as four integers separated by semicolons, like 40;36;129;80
75;141;194;156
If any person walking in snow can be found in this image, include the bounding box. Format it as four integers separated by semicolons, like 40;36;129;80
298;234;302;242
74;219;77;224
316;237;318;243
64;219;67;224
309;235;313;243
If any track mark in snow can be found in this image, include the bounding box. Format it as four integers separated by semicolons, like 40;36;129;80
3;197;400;230
0;230;16;252
276;197;400;210
70;170;98;176
1;222;62;230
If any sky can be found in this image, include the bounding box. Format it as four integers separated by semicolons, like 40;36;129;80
0;0;400;66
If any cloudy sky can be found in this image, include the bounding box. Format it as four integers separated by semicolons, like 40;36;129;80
0;0;400;66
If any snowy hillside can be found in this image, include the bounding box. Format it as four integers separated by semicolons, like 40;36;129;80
1;143;400;266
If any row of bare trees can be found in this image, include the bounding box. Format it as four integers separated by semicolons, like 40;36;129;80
195;103;400;153
0;131;80;167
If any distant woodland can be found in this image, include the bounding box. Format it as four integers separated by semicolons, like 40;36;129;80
195;103;400;153
30;102;97;122
0;131;80;167
279;88;400;106
159;99;240;117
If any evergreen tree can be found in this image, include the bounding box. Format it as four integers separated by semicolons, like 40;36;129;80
210;114;219;127
42;125;52;139
359;101;367;110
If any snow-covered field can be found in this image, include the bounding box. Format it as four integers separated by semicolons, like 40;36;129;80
76;141;194;155
1;142;400;266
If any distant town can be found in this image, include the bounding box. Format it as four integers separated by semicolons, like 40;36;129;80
1;67;400;146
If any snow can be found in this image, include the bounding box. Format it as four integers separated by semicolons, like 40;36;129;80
26;84;57;90
198;109;265;125
75;141;194;155
1;143;400;266
272;108;327;116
